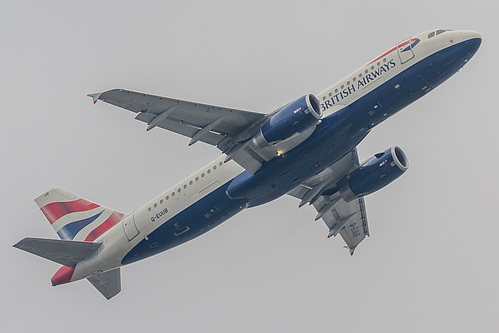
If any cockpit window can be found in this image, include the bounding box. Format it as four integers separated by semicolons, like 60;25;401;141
429;29;452;39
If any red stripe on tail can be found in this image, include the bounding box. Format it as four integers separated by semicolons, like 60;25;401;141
84;212;124;242
41;199;100;224
51;264;76;286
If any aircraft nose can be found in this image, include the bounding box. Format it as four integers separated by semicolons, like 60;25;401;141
461;30;482;53
461;30;482;41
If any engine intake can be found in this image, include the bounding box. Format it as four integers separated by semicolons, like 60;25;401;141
340;146;409;202
258;94;322;144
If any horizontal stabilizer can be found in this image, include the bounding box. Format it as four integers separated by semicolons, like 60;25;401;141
87;268;121;300
13;237;101;267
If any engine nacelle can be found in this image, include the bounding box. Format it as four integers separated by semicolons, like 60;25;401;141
255;94;322;145
340;146;409;202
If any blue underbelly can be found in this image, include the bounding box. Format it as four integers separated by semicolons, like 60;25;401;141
121;182;246;265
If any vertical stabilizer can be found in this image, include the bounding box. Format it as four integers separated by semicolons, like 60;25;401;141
35;188;124;241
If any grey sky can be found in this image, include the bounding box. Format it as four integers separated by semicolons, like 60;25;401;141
2;1;498;332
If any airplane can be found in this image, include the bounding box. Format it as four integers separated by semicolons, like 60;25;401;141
14;29;481;299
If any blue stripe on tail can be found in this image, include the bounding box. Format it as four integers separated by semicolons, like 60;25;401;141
57;211;104;240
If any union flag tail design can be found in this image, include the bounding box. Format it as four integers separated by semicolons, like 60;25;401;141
35;188;124;242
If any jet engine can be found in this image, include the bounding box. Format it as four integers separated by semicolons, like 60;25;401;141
340;146;409;202
253;94;322;146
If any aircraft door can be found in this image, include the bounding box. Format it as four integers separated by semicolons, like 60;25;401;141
123;214;140;241
397;38;415;64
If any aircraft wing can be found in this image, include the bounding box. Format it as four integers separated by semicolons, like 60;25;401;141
287;148;370;254
89;89;267;171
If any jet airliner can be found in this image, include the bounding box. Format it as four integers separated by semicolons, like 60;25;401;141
15;29;481;299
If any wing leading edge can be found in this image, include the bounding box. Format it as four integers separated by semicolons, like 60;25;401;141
287;148;370;254
89;89;268;172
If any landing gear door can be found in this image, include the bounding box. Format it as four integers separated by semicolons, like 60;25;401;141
123;214;140;241
397;38;415;64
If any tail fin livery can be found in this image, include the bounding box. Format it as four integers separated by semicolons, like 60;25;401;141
14;237;122;299
35;188;124;241
13;189;125;299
